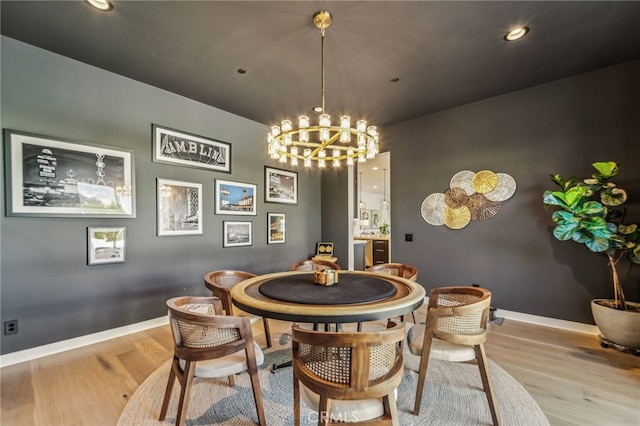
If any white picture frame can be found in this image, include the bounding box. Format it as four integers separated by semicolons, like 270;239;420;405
157;178;203;236
87;226;126;265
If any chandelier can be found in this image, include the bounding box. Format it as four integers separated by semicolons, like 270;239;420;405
267;11;379;168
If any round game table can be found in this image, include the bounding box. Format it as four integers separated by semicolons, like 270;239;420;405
230;270;425;324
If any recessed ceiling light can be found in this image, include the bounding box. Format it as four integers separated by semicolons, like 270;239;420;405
312;106;323;112
372;166;379;170
390;77;400;83
504;26;529;41
85;0;113;11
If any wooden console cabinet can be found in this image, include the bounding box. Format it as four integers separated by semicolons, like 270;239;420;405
355;236;390;267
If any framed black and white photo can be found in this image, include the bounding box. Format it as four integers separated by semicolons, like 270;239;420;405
267;212;286;244
157;178;203;236
87;226;126;265
152;124;231;173
265;166;298;204
360;209;371;224
223;221;252;247
4;129;135;218
215;179;257;215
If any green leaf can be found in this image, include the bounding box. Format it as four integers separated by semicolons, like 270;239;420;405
572;233;590;243
601;188;627;206
553;222;579;240
574;201;604;215
619;224;637;235
585;237;610;252
543;191;565;207
552;211;578;223
592;161;618;179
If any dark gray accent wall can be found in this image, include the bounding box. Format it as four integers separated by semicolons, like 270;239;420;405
321;168;350;266
0;37;321;354
385;59;640;324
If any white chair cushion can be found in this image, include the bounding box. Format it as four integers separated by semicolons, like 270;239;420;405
300;383;397;423
179;341;264;378
407;323;476;362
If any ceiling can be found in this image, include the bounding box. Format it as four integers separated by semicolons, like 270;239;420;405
2;1;640;194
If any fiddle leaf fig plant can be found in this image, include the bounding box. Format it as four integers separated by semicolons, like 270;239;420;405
543;161;640;310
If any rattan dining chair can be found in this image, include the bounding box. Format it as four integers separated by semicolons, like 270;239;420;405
366;263;419;323
159;296;266;426
406;286;499;424
292;320;405;425
204;270;272;348
290;259;342;271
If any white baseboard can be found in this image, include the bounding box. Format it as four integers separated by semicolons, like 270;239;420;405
497;309;600;335
0;309;600;368
0;316;168;368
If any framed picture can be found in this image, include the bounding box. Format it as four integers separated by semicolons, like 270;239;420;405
267;212;286;244
87;226;126;265
265;166;298;204
360;209;371;224
152;124;231;173
223;221;252;247
157;178;203;236
316;242;334;257
215;179;257;215
371;210;381;228
3;129;135;218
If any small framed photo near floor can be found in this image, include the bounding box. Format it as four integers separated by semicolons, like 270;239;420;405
157;178;203;236
267;212;286;244
223;221;252;247
87;226;126;265
265;166;298;204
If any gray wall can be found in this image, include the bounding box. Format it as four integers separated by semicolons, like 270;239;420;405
1;37;321;354
385;59;640;324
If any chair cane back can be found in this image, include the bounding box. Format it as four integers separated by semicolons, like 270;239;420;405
292;320;405;426
290;259;342;271
204;270;272;348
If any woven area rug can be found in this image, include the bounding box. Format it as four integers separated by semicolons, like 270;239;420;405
118;340;548;426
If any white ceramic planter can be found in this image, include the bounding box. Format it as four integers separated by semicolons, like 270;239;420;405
591;299;640;349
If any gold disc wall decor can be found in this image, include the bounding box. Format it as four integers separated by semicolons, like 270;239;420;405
466;193;501;221
421;169;515;230
443;206;471;229
421;193;446;226
471;170;498;194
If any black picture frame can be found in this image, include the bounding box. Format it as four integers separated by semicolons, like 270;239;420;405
265;166;298;204
152;124;231;173
223;221;252;247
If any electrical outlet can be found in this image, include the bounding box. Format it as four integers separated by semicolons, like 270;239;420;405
4;320;18;335
405;233;413;242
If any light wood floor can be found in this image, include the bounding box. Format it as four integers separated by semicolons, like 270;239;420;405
2;305;639;425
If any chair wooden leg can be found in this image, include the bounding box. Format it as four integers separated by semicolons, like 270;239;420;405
413;337;434;415
262;318;272;348
383;393;400;426
159;357;178;420
293;377;301;426
175;361;196;426
227;374;235;387
475;344;500;426
318;395;331;426
247;360;266;426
